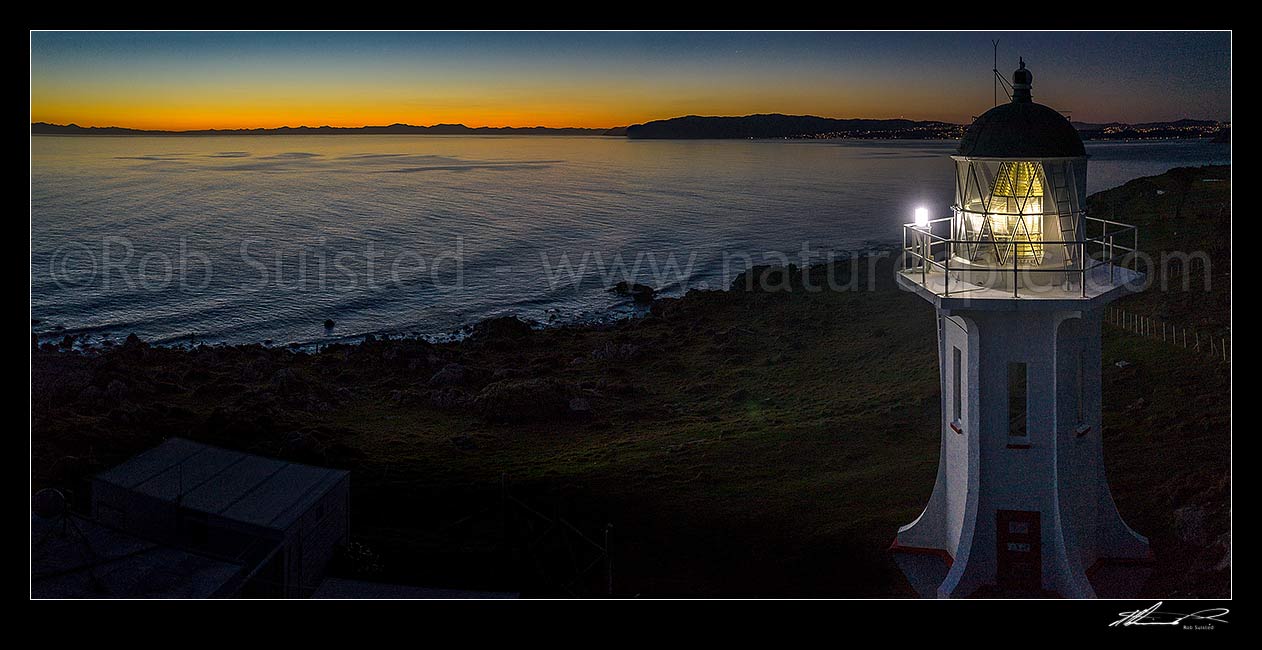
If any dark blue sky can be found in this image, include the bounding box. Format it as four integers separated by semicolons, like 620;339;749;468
31;31;1232;129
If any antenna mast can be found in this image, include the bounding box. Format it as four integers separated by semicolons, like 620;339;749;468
992;39;999;106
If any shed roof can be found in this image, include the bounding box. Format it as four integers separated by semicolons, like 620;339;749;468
31;513;245;598
94;438;348;531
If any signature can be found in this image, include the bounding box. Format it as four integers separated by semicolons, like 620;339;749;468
1110;602;1230;627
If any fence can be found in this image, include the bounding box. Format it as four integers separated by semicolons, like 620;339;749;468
1106;307;1230;364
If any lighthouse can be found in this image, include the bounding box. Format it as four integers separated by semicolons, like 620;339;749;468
891;60;1151;598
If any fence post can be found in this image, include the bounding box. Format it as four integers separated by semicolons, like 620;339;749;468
605;524;614;595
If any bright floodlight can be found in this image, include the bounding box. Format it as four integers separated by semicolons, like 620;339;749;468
914;206;930;228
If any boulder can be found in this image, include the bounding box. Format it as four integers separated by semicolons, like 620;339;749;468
609;281;656;304
430;388;472;411
105;379;128;402
590;341;644;362
568;397;593;420
470;316;534;341
428;363;468;387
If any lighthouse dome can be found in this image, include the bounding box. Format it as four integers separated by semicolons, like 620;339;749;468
956;61;1084;158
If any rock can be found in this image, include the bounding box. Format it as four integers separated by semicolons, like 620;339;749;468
470;316;534;341
430;388;472;411
589;378;636;396
270;368;297;386
473;378;569;424
590;341;644;362
609;281;656;304
491;367;528;380
59;335;75;350
568;397;593;419
324;319;336;329
386;388;421;403
428;363;468;387
1213;532;1231;571
105;379;128;402
1173;504;1208;546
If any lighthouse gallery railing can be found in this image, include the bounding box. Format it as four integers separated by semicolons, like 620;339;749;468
900;215;1139;298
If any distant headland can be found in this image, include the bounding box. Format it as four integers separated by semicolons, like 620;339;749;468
32;115;1229;141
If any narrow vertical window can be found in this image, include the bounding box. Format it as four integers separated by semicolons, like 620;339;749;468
952;347;963;423
1008;362;1028;437
1075;351;1084;425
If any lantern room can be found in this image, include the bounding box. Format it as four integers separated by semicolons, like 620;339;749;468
903;59;1138;299
950;60;1088;285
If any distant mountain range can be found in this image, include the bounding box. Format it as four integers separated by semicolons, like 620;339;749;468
30;122;615;136
32;115;1228;141
625;114;960;139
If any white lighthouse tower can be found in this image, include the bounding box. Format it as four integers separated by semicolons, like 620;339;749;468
891;60;1151;598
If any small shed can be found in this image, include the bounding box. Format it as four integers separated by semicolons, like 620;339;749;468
92;438;350;597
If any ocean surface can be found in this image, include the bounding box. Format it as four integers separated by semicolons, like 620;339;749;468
31;136;1230;346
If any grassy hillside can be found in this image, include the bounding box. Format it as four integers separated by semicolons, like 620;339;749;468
31;166;1230;597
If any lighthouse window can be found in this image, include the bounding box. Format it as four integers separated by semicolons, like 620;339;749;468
1075;352;1085;425
952;347;963;423
1008;362;1028;437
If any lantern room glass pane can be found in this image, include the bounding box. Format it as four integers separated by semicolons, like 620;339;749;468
953;159;1064;267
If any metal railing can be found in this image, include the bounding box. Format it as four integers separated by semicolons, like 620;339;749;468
901;215;1139;298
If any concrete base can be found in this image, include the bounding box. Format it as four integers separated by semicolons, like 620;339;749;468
891;549;951;598
890;548;1154;598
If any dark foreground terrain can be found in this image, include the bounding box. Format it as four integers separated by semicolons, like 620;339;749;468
31;166;1230;597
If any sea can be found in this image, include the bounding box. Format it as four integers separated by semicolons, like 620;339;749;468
30;136;1230;347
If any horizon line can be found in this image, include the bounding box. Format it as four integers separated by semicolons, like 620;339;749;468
31;113;1228;134
32;120;620;132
